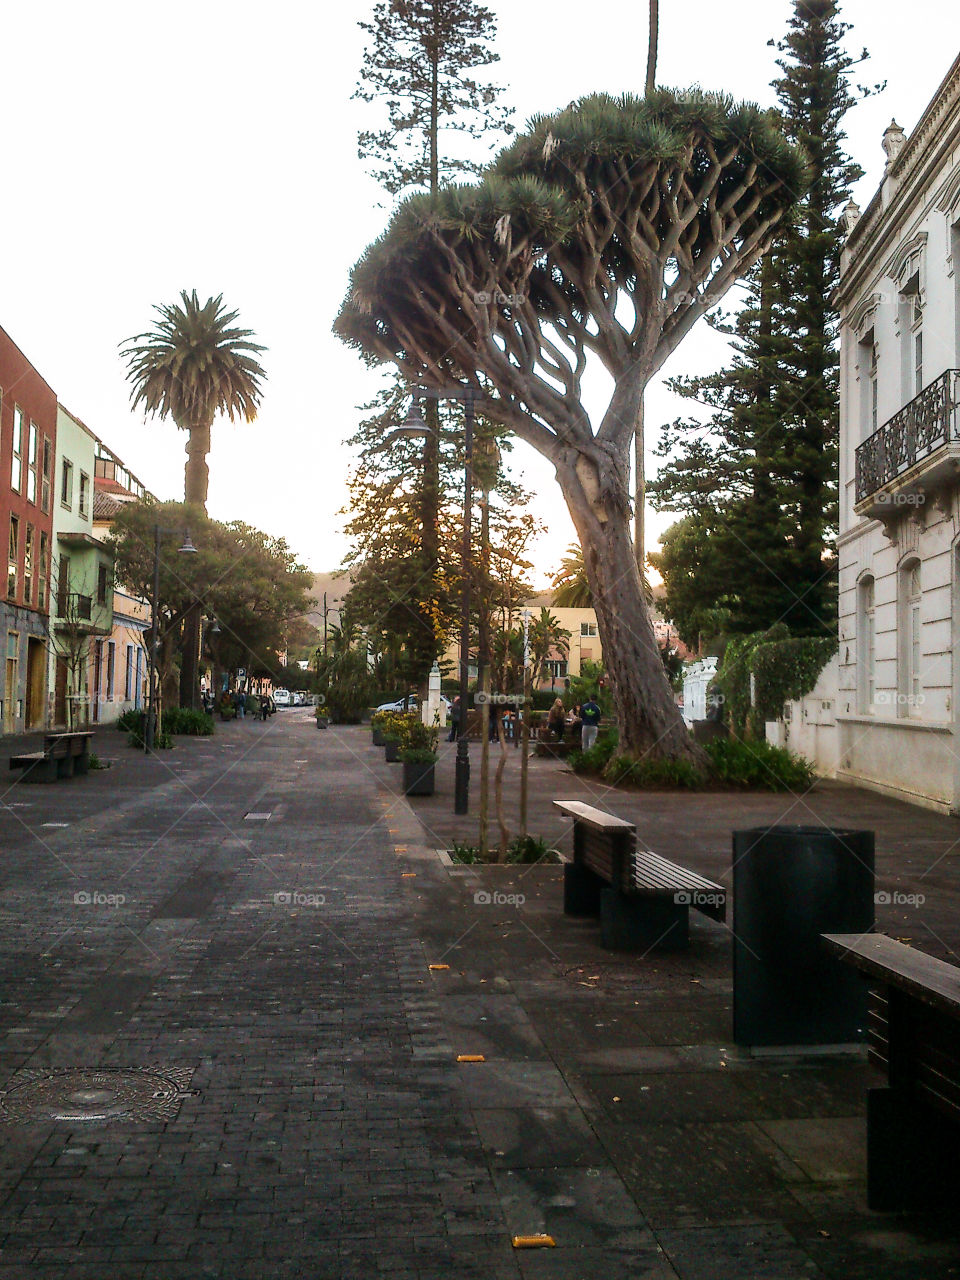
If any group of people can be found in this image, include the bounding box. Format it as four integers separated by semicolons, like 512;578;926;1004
446;692;603;750
547;696;602;750
206;688;272;721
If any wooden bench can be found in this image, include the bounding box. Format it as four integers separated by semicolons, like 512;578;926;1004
10;731;93;783
824;932;960;1211
554;799;726;950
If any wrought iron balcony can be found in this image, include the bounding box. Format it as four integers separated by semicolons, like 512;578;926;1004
855;369;960;515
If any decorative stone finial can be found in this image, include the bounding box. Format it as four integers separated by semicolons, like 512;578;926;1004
842;199;861;233
882;119;907;168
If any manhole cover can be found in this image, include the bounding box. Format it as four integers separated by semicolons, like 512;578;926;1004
0;1066;196;1123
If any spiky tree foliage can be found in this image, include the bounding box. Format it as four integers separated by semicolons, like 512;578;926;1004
551;544;592;609
652;0;869;638
336;89;807;760
121;291;266;707
121;291;266;512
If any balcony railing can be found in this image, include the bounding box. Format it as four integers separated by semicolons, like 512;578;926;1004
855;369;960;504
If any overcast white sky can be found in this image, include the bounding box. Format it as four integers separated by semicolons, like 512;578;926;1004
1;1;954;586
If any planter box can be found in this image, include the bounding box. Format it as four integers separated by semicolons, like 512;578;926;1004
403;760;435;795
372;726;386;747
384;738;401;762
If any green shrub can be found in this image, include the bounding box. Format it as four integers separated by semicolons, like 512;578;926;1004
602;753;706;789
705;736;815;792
568;729;619;774
163;708;214;736
449;840;480;864
400;746;437;764
505;834;558;864
117;708;146;734
129;728;172;750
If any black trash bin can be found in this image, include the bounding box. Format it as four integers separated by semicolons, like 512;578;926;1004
732;825;874;1047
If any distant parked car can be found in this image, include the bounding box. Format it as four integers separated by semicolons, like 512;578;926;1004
292;691;305;706
273;688;292;707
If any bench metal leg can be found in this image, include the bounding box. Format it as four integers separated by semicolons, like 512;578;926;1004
867;1086;960;1211
563;862;604;916
73;752;90;776
56;755;75;779
600;889;689;952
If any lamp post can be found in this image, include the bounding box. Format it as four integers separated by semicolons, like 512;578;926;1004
145;528;197;752
390;385;479;814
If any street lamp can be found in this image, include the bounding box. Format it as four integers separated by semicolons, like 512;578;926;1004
145;528;197;752
390;384;479;815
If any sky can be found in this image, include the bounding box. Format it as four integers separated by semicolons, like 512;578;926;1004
1;0;955;589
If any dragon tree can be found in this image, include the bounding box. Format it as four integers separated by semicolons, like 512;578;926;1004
336;90;809;760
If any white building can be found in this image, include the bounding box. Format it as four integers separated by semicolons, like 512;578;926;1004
836;53;960;813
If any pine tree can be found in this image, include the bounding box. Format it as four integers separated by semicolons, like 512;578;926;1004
350;0;514;689
651;0;870;638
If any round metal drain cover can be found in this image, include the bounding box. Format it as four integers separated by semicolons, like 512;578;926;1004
0;1067;195;1123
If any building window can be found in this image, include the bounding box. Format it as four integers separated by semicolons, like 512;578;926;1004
23;526;34;605
61;458;74;509
857;576;875;713
106;642;115;699
97;563;108;605
580;622;597;637
26;422;38;504
899;559;922;716
41;437;52;513
125;644;134;701
858;329;878;439
544;659;568;678
78;472;90;519
7;517;19;601
11;407;23;492
57;554;70;614
38;532;49;611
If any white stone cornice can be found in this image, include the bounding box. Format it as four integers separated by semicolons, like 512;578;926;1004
884;230;928;288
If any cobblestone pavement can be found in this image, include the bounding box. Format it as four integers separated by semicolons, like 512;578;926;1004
0;717;957;1278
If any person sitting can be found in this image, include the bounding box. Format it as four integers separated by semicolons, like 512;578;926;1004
547;697;566;741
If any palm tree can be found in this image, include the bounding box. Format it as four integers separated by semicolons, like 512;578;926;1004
122;290;266;512
551;544;592;609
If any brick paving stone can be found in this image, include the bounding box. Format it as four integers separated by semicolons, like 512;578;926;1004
0;716;959;1277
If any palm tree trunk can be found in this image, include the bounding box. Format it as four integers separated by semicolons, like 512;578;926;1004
646;0;658;95
184;423;211;512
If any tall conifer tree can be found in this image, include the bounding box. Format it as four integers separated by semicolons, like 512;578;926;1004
350;0;514;688
652;0;871;637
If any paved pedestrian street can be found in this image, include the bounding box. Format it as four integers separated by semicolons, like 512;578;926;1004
0;714;958;1278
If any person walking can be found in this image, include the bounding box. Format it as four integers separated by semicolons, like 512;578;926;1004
259;694;271;721
235;688;246;721
447;696;461;742
579;695;602;751
547;697;566;741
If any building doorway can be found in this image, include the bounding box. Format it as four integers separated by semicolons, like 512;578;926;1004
25;637;45;729
3;632;18;734
54;655;68;726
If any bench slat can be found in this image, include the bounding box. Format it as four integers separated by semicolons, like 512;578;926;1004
553;800;635;832
824;933;960;1017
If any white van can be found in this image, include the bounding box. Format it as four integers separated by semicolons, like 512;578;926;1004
273;688;292;707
